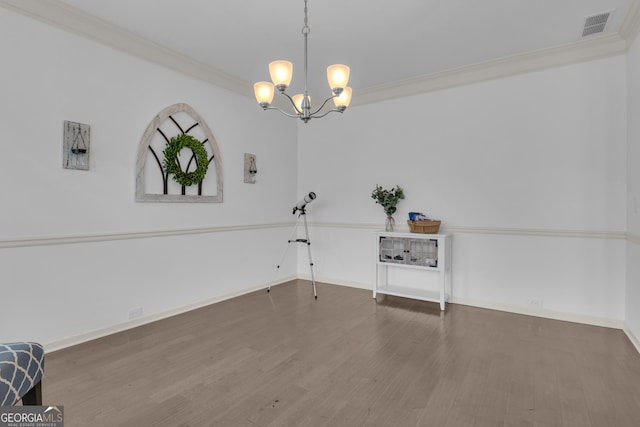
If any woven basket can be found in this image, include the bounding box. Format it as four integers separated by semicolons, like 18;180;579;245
407;220;441;234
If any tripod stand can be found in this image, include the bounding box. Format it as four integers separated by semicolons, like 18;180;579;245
268;206;317;299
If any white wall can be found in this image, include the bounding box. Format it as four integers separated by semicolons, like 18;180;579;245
1;6;634;350
299;57;627;325
0;9;299;349
626;32;640;348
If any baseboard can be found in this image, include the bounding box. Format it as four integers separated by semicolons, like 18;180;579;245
624;323;640;354
310;276;622;327
324;280;636;353
43;276;296;353
310;277;626;330
44;276;635;354
452;296;624;329
300;274;372;291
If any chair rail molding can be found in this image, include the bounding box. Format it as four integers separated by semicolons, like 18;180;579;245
0;223;294;248
0;223;628;249
308;222;627;240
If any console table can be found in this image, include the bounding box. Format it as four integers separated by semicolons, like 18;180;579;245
374;232;452;310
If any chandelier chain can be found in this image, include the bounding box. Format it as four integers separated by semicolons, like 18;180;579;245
302;0;310;35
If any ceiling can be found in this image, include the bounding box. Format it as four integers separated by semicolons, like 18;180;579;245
2;0;640;105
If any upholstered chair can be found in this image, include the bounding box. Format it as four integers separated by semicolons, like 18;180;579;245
0;342;44;406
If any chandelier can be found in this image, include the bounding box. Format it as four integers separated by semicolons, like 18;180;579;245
253;0;352;123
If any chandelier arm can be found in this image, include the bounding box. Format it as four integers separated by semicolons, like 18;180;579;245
310;108;344;119
263;106;303;119
310;95;338;116
280;91;304;115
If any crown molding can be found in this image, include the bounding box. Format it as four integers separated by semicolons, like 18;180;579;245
2;0;640;105
621;0;640;48
0;0;252;98
353;33;627;106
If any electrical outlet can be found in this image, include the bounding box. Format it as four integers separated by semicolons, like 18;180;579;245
128;306;143;319
527;298;542;308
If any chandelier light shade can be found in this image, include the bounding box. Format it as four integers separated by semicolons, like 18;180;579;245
253;82;275;107
333;86;352;109
254;0;352;123
269;61;293;90
292;94;308;113
327;64;350;93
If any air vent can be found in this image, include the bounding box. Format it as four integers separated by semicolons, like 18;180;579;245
582;11;614;37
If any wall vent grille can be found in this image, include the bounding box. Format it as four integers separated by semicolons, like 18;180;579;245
582;11;613;37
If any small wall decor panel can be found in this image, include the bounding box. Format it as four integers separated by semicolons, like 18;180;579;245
63;120;90;170
244;153;257;184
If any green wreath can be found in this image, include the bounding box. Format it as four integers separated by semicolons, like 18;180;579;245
163;134;209;187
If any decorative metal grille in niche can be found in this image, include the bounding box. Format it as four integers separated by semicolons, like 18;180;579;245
136;103;223;202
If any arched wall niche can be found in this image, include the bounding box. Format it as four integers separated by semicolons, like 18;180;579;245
136;103;223;202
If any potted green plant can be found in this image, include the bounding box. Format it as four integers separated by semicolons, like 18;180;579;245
371;185;405;231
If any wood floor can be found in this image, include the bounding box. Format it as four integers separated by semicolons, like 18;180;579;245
43;280;640;427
